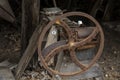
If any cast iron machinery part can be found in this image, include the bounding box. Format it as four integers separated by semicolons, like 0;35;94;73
38;12;104;76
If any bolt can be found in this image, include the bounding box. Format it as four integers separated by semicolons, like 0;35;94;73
51;30;57;35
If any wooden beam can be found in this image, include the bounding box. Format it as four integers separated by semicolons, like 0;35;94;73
44;26;58;66
21;0;40;55
15;20;48;80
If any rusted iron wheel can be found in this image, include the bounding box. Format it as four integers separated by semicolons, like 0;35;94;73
38;12;104;76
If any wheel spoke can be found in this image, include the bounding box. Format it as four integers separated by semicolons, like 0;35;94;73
74;27;99;48
70;48;86;70
77;40;98;50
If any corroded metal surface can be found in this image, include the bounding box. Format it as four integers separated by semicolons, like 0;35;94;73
38;12;104;76
0;0;15;22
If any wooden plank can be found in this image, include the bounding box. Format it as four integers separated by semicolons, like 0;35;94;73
90;0;102;17
0;67;15;80
15;20;48;80
0;0;15;22
55;52;64;71
21;0;40;55
102;0;114;21
21;0;40;70
60;60;104;80
44;26;58;65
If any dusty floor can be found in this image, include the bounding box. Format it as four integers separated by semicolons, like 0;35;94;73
0;23;120;80
99;27;120;80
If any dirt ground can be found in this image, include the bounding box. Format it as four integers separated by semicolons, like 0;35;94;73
99;27;120;80
0;23;21;63
0;22;120;80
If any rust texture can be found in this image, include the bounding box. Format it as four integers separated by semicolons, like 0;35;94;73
38;12;104;76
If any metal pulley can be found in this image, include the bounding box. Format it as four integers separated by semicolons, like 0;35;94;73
38;12;104;77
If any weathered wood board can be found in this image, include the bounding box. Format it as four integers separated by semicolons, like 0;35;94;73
0;67;15;80
59;60;103;80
